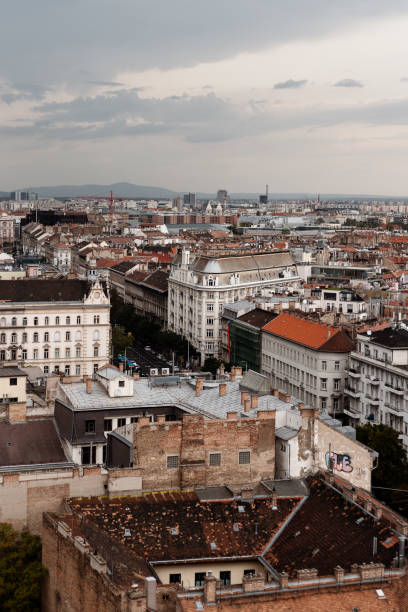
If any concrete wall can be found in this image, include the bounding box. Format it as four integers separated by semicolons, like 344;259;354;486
154;560;265;589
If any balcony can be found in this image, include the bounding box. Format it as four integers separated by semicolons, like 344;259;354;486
347;368;361;378
370;378;380;386
343;406;361;418
366;395;380;405
344;386;360;398
385;403;404;414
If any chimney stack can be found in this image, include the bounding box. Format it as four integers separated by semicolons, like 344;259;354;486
271;487;278;510
119;362;124;372
219;383;227;396
251;395;258;409
244;399;251;413
86;378;92;394
241;390;249;405
195;381;201;397
203;572;217;605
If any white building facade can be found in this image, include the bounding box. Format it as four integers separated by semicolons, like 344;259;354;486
0;279;110;377
344;326;408;454
168;249;300;363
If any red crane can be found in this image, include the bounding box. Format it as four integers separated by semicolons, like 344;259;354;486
74;190;123;226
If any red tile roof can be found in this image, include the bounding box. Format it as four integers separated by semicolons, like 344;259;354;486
262;312;353;352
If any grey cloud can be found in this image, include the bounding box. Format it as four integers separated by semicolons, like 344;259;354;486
274;79;307;89
0;82;49;104
87;81;125;87
1;1;407;91
401;77;408;82
334;78;364;87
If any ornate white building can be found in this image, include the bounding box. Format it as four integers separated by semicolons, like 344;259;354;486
0;279;110;377
168;248;300;363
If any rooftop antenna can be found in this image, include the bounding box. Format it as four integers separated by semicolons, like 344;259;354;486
266;184;269;202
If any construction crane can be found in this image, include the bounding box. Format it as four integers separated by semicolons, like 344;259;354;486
74;190;123;226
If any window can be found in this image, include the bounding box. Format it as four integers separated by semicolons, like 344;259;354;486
334;361;340;371
169;574;181;584
65;331;71;341
206;318;214;325
54;366;59;373
22;332;27;343
321;378;327;391
119;380;125;388
66;316;71;325
33;332;38;342
333;398;339;411
322;361;327;371
195;573;206;587
55;316;60;325
0;350;5;360
81;446;96;465
33;349;38;360
11;317;17;327
65;348;71;358
44;316;49;326
117;417;126;427
22;317;27;326
208;277;215;286
85;419;96;434
44;332;49;342
9;377;17;386
34;317;38;326
76;346;81;358
207;304;214;311
75;365;81;376
220;571;231;586
334;379;340;391
93;346;99;357
55;331;60;341
55;348;60;358
0;333;5;344
93;330;100;340
130;417;138;423
64;365;70;376
104;419;112;432
209;453;221;466
93;363;98;373
75;331;81;341
43;366;49;374
244;569;256;577
239;451;251;465
206;329;214;337
321;398;327;411
167;455;179;468
22;349;27;360
94;315;100;324
0;318;5;327
76;316;81;324
11;333;17;343
44;349;49;359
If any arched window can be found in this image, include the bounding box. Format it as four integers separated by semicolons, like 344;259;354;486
0;333;5;344
66;316;71;325
93;330;100;341
11;317;17;327
55;331;60;341
23;317;27;326
44;332;49;342
34;317;38;326
55;316;60;325
75;331;81;341
11;333;17;343
44;316;49;326
0;318;5;327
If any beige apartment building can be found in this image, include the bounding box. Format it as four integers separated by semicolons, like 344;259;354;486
0;279;110;377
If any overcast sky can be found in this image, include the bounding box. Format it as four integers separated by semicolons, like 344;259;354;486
2;1;408;194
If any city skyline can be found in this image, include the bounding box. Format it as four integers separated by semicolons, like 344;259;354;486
2;2;408;193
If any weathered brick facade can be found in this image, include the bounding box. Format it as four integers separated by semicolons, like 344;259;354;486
131;411;275;491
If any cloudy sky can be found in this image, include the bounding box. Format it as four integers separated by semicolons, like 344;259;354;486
2;1;408;194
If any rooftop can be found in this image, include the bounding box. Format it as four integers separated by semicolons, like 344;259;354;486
0;279;97;303
363;326;408;349
263;312;354;352
0;419;69;468
0;366;27;378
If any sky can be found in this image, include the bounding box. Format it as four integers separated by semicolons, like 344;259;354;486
2;1;408;194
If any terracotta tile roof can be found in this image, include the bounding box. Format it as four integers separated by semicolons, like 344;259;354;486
262;312;353;352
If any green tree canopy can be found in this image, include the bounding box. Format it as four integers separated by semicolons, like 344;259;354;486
112;326;134;356
0;523;44;611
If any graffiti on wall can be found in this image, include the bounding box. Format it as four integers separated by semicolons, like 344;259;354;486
325;451;353;473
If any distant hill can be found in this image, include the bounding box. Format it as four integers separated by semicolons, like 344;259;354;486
19;182;178;199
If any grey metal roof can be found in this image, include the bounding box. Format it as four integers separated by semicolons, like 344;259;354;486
239;370;272;396
195;486;233;501
275;426;298;441
192;252;295;274
0;366;27;378
262;479;309;498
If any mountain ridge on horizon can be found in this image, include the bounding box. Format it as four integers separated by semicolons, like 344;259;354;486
0;182;406;201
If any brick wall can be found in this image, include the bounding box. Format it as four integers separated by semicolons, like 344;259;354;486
131;412;275;491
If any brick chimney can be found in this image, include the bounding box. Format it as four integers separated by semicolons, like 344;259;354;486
133;372;140;380
219;383;227;396
7;401;27;423
251;395;258;409
86;378;92;394
119;362;124;372
241;390;249;404
227;411;238;419
272;388;279;397
271;486;278;510
195;381;201;396
229;372;236;382
203;571;217;605
244;399;251;413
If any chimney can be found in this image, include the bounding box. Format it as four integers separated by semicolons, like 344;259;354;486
86;378;92;394
272;388;279;397
119;362;124;372
229;372;236;382
244;399;251;413
203;571;217;605
195;381;201;397
219;364;225;375
241;390;249;405
279;572;289;589
133;372;140;380
156;415;166;424
271;487;278;510
374;506;383;520
144;577;157;611
350;487;357;502
251;395;258;409
226;411;238;420
364;499;372;513
219;383;227;396
334;566;344;583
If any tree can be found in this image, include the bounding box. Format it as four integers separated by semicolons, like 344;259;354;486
316;217;324;225
201;357;223;377
0;523;45;611
356;424;408;505
112;326;134;356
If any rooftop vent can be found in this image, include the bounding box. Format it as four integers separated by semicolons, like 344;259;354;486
210;542;217;550
233;523;240;532
7;442;13;447
312;548;320;556
294;531;301;537
124;528;131;537
195;602;204;610
238;505;245;513
356;517;364;525
171;527;179;536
